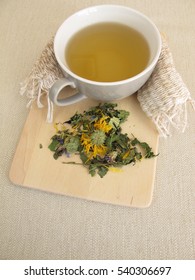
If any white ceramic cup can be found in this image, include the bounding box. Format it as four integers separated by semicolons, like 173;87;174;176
49;5;161;106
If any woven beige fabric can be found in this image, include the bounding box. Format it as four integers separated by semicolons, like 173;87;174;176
0;0;195;260
137;36;194;137
20;38;63;123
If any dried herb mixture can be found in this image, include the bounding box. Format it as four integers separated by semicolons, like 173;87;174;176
48;103;157;178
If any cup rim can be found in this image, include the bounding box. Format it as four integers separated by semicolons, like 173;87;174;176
54;4;162;86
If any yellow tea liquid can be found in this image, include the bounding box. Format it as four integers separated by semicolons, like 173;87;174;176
65;22;150;82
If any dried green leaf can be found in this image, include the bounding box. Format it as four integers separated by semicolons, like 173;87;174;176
48;103;158;178
117;110;130;123
97;166;108;178
48;139;59;151
65;136;80;154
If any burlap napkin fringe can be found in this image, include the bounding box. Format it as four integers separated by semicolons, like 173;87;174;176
20;37;194;137
20;38;63;123
137;36;195;137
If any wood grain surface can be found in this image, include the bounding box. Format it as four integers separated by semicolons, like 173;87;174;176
9;94;159;207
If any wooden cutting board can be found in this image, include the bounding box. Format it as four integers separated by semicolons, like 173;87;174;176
9;94;159;207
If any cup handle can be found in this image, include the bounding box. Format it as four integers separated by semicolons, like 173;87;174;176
49;78;87;106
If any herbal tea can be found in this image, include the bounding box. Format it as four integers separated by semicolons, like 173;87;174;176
65;22;150;82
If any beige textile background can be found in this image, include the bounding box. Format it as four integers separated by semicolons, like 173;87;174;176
0;0;195;260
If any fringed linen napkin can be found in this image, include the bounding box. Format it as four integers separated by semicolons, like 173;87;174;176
20;37;64;123
137;37;194;137
20;36;194;137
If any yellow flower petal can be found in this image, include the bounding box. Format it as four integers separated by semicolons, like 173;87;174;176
108;167;123;173
94;116;112;133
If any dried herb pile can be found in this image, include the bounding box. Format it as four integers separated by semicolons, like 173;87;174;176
48;103;157;178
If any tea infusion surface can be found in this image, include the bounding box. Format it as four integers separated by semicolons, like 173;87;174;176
65;22;150;82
